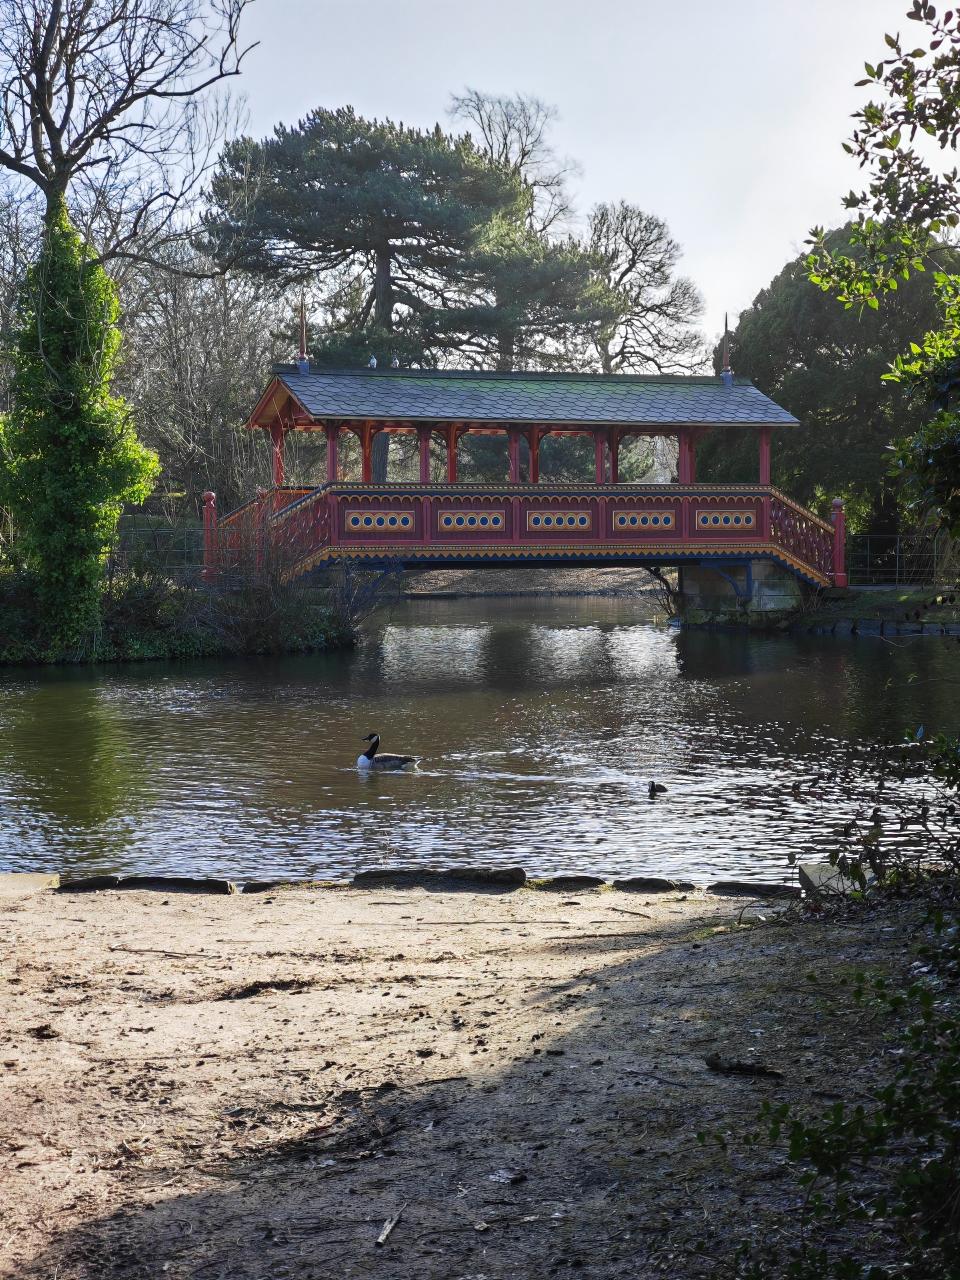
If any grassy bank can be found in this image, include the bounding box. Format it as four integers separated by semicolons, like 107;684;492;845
802;584;960;629
0;569;355;665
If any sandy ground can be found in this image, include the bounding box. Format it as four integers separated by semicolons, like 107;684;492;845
403;566;663;597
0;883;915;1279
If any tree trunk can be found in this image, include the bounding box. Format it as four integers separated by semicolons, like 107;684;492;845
496;328;516;372
373;247;393;331
372;247;392;482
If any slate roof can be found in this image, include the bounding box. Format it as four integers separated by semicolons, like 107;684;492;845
268;366;798;428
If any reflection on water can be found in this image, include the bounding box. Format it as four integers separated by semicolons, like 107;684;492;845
1;597;958;883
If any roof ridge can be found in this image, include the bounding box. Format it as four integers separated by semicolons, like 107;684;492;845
273;363;749;387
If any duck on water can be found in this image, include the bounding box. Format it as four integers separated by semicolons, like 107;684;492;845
357;733;419;772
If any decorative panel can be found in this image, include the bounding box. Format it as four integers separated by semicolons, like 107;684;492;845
695;510;756;530
438;510;505;530
613;510;674;530
346;511;414;531
526;511;592;531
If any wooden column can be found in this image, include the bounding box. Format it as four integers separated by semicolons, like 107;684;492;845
418;425;432;484
508;428;521;484
594;430;606;484
530;429;542;484
677;430;690;484
609;430;620;484
360;424;373;483
758;425;772;486
270;424;285;488
325;423;339;484
445;424;459;483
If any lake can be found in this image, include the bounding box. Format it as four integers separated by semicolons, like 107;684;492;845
1;597;957;884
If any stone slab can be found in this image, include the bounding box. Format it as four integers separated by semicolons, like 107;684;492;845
707;880;800;899
353;866;526;889
797;862;875;897
612;877;696;893
529;875;607;891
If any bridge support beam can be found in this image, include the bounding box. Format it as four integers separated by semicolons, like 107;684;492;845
759;425;771;485
270;424;285;487
325;423;339;484
418;425;432;484
444;424;458;483
357;424;374;483
529;429;541;484
678;429;696;484
609;430;620;484
832;498;848;587
594;431;606;484
508;428;521;484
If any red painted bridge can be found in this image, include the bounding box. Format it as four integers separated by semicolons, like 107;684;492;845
204;367;847;603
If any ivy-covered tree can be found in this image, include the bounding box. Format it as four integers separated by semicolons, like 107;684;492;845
697;228;955;532
0;203;158;647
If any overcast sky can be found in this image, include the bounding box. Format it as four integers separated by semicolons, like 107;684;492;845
237;0;912;348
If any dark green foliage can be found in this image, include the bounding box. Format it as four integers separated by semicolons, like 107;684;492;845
718;735;960;1278
208;106;526;345
0;203;158;649
439;216;616;370
725;899;960;1280
807;7;960;534
697;228;954;531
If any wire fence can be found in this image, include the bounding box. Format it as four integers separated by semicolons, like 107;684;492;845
846;531;947;587
108;511;205;580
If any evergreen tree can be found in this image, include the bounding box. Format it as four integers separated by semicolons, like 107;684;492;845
441;216;615;371
0;203;158;648
697;227;955;532
209;107;527;348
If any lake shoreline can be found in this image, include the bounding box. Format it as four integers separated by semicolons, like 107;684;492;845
0;881;918;1278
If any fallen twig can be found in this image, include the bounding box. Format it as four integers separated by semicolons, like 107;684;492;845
375;1203;406;1246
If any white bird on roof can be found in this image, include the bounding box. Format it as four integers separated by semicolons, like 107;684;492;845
368;356;377;368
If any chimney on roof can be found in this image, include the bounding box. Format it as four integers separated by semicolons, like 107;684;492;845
720;312;733;388
296;292;309;374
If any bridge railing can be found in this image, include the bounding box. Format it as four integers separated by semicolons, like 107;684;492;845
206;483;847;587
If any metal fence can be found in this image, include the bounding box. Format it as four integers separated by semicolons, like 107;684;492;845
108;511;204;580
846;531;946;586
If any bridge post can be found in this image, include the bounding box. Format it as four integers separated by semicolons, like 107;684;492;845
417;425;432;484
508;428;521;484
325;423;339;483
270;424;285;487
594;430;606;484
445;424;458;483
202;491;218;582
254;486;268;573
529;428;540;484
609;429;620;484
758;426;771;486
831;498;848;587
360;425;373;483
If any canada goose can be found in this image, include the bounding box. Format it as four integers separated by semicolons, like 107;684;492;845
357;733;418;772
648;781;667;799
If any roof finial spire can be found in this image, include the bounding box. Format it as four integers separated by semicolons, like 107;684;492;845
720;312;733;388
296;291;309;374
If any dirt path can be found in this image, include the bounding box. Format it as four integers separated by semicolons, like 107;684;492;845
0;884;914;1278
